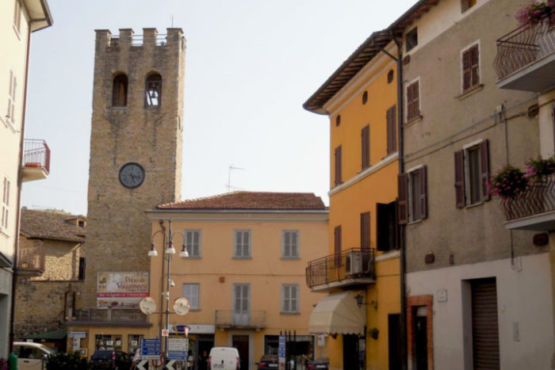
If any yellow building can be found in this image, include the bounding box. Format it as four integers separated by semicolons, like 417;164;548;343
145;192;328;370
304;31;401;370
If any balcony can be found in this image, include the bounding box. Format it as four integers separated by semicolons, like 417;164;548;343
22;139;50;182
69;308;150;327
214;310;266;330
502;175;555;231
18;240;45;275
494;20;555;92
306;248;375;292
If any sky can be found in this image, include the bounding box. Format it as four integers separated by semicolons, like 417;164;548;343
21;0;417;216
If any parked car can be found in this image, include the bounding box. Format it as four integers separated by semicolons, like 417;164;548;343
13;342;55;370
90;350;132;369
208;347;240;370
307;358;329;370
257;354;278;369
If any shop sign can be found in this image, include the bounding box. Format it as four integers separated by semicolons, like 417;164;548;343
97;271;149;308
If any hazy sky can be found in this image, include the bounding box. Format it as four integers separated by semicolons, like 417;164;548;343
21;0;417;215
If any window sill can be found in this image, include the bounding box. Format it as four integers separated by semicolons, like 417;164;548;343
186;256;202;259
464;200;486;209
456;84;484;101
1;117;18;133
405;114;424;127
232;256;252;260
12;25;21;41
0;229;8;238
280;312;300;315
110;106;128;110
281;256;300;260
408;218;425;225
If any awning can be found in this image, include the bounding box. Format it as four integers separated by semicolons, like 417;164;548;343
27;328;66;340
308;291;365;335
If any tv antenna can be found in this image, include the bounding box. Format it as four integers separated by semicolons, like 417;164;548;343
227;165;244;192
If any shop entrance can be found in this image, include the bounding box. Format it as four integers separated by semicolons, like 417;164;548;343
232;335;249;370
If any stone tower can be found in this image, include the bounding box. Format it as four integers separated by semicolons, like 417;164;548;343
82;28;184;309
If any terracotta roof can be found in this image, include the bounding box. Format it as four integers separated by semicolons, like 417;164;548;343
20;209;86;243
303;0;440;114
157;192;326;211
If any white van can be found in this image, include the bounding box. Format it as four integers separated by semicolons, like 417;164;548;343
13;342;55;370
208;347;240;370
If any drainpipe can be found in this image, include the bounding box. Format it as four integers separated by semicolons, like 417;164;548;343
9;26;32;355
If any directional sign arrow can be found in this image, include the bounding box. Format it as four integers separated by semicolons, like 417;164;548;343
166;360;176;370
136;360;148;370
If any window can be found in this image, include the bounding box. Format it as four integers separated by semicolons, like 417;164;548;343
377;201;398;251
387;70;394;84
282;230;299;258
184;230;201;257
233;283;250;321
281;284;299;314
462;44;480;91
454;140;490;207
2;177;10;230
361;125;370;170
334;145;342;186
128;335;143;355
112;74;128;107
78;258;86;280
406;28;418;52
334;225;341;267
7;71;16;125
145;73;162;108
362;91;368;104
406;81;420;121
13;0;21;34
335;115;341;127
182;283;200;310
234;230;251;258
387;105;397;154
398;166;428;224
360;212;370;249
461;0;477;12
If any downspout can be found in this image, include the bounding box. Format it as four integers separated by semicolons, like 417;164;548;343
9;26;32;354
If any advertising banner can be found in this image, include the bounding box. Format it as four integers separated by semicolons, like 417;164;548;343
97;271;149;308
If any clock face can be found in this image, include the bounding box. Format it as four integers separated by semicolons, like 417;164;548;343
119;162;145;189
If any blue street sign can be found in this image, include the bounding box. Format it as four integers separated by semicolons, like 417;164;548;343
278;335;286;359
167;338;188;361
141;338;161;359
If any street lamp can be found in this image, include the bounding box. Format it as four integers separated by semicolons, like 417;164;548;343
148;219;189;365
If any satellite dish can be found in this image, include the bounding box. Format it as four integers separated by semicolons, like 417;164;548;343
139;297;157;315
173;297;190;316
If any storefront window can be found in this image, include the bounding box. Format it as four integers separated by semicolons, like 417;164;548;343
128;335;143;355
95;334;122;351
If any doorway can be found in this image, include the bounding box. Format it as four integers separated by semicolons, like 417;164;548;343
388;314;401;370
414;307;428;370
232;335;249;370
343;334;359;370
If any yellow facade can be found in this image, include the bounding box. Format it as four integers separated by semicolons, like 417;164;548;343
307;41;401;369
146;205;328;369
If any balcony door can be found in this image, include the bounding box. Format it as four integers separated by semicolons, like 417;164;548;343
233;283;250;326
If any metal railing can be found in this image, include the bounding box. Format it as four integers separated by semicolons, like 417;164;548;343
305;247;376;289
494;19;555;80
72;308;147;323
502;175;555;221
22;139;50;174
18;240;45;274
214;310;266;329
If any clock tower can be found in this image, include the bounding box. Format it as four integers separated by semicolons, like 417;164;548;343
81;28;184;310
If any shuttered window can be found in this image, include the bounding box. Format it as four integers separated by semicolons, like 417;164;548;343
282;230;299;258
360;212;370;249
471;278;500;369
407;81;420;121
1;177;10;230
234;230;251;258
454;140;490;208
334;226;341;267
334;146;342;186
463;44;480;91
184;230;201;257
361;125;370;169
13;1;21;34
387;105;397;154
281;284;299;313
398;167;428;223
7;71;16;125
183;283;200;310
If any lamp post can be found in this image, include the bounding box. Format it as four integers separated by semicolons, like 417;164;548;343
148;219;189;365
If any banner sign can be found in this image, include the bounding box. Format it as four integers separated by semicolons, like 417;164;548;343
141;338;161;360
168;338;188;361
97;271;149;308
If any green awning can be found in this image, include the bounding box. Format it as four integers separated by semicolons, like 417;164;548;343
27;328;66;340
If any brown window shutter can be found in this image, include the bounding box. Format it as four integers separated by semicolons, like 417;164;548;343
454;150;466;208
334;146;342;186
471;46;480;86
480;139;490;201
398;173;409;224
387;106;397;154
361;126;370;169
360;212;370;249
419;166;428;219
334;226;342;267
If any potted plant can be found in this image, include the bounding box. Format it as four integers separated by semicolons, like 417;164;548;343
515;1;553;26
368;327;379;340
525;156;555;183
490;165;529;201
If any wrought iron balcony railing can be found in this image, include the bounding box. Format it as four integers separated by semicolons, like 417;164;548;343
306;247;376;290
22;139;50;181
502;175;555;230
71;308;148;324
214;310;266;330
494;19;554;83
18;240;45;274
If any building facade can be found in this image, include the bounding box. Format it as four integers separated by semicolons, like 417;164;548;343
399;0;554;368
15;209;85;350
66;27;185;357
304;32;402;369
0;0;52;358
145;192;328;370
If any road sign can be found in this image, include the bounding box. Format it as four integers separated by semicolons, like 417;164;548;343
168;338;188;361
278;335;286;370
162;329;170;337
141;338;160;360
